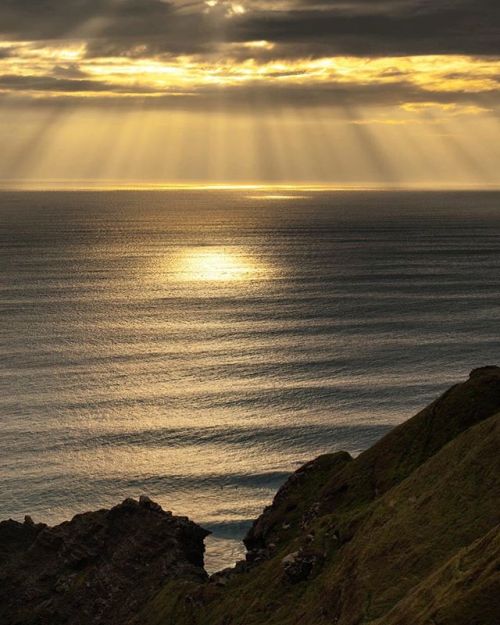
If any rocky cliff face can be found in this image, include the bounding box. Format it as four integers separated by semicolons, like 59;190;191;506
1;367;499;625
0;496;208;625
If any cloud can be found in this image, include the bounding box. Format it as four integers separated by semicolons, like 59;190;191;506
0;0;174;40
1;72;499;114
0;73;158;93
0;0;498;57
235;0;500;57
0;38;498;112
0;0;498;110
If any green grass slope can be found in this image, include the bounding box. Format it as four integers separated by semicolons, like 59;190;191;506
375;525;500;625
138;367;500;625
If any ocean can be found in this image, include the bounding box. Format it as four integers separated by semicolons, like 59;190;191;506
1;189;499;572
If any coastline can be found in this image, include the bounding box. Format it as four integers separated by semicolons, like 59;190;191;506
2;366;499;625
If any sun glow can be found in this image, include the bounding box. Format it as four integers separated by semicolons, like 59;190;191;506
175;248;263;282
247;194;309;200
1;41;498;98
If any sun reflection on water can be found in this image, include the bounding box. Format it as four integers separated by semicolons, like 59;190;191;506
247;195;310;200
175;247;265;282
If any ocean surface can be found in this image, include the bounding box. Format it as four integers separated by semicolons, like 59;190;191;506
1;189;499;572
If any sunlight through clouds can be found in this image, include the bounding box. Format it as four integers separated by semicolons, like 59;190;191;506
1;43;499;100
0;0;498;186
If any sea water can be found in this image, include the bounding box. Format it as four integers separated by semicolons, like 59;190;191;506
1;189;499;571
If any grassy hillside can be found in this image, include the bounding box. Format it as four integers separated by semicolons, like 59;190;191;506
138;366;500;625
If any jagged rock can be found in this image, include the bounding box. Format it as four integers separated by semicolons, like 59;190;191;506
139;495;163;512
246;547;267;564
210;567;235;587
0;498;209;625
281;549;324;584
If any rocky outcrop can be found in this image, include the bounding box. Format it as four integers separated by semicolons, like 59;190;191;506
244;451;352;557
0;496;209;625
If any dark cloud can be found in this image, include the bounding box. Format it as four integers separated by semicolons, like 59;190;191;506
0;0;498;57
0;73;155;93
235;0;500;57
51;64;89;79
1;73;499;113
0;0;235;56
0;0;175;40
0;0;498;112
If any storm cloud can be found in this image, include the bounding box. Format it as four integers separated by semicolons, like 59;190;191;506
0;0;498;109
235;0;500;57
0;0;498;57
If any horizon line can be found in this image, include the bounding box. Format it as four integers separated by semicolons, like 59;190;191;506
1;180;500;192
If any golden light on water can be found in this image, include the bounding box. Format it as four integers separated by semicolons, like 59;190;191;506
175;248;263;282
247;195;309;200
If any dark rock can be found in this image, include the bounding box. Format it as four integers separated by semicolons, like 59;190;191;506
210;567;235;587
0;498;209;625
139;495;163;512
281;549;324;584
469;365;500;378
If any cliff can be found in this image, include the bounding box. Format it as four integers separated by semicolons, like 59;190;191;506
1;367;499;625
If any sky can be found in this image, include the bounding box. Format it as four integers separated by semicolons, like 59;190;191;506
0;0;499;186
